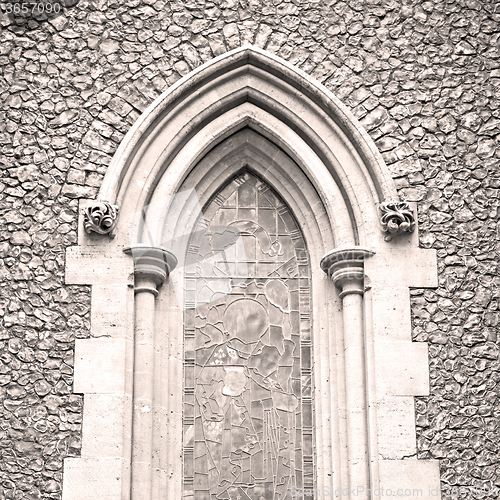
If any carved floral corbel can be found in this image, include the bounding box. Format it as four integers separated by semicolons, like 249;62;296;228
379;201;415;241
82;201;119;238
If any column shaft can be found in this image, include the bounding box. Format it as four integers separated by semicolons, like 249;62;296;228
131;276;157;500
320;248;374;499
124;245;177;500
342;290;369;494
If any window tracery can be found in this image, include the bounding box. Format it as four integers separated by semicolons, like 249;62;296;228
183;172;314;499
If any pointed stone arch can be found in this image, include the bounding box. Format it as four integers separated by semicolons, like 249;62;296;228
97;44;396;248
63;47;441;500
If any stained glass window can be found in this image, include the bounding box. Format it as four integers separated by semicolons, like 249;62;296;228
183;172;314;499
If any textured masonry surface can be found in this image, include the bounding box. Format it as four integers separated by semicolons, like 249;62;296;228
0;0;499;499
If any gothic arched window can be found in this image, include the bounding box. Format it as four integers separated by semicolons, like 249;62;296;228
183;172;313;499
63;47;439;500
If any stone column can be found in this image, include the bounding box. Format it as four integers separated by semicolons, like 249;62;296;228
321;247;374;497
124;245;177;500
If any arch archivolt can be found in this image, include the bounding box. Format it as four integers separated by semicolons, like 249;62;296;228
100;47;393;249
159;129;340;497
153;129;334;256
62;47;441;500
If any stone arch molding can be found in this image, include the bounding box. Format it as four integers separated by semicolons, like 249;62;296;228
63;46;440;500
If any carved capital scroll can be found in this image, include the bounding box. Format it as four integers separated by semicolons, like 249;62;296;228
82;201;119;237
379;201;415;241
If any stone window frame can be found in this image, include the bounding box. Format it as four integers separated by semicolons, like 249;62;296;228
62;46;441;500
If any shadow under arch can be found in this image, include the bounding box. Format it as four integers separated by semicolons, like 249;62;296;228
152;128;333;270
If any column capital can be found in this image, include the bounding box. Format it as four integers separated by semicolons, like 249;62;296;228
320;247;374;297
124;245;178;295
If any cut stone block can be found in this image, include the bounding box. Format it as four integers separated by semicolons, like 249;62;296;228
378;460;441;500
374;342;430;396
62;458;128;500
74;338;131;395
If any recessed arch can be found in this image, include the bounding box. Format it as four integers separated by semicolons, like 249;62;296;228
63;46;441;500
151;129;333;267
155;129;341;498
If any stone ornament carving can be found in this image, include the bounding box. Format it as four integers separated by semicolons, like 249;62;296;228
379;201;415;241
82;201;119;237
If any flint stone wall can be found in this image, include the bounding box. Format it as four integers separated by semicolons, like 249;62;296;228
0;0;499;499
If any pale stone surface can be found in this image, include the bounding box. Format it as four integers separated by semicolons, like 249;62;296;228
376;397;417;459
66;246;133;286
74;338;130;394
90;284;132;338
81;394;130;458
378;460;441;500
374;342;430;396
370;286;412;341
367;248;438;288
62;458;128;500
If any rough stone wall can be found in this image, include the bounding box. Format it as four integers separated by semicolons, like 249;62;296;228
0;0;499;499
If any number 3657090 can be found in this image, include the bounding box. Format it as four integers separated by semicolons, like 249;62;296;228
5;3;62;15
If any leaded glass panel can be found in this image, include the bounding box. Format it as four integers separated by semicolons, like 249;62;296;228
183;172;314;499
